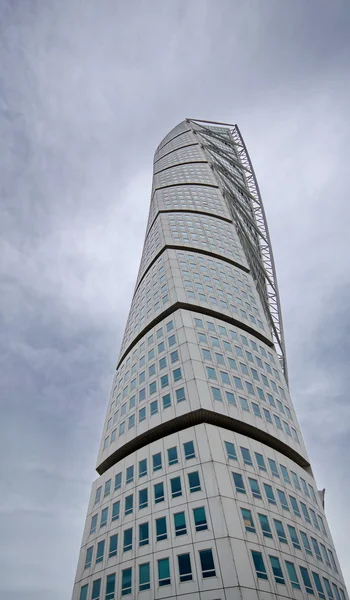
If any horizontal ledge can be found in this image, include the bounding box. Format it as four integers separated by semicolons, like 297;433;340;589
154;160;208;176
96;408;310;475
152;183;219;198
116;299;272;371
153;143;199;165
135;243;249;294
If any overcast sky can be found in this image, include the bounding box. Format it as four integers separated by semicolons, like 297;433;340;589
0;1;349;598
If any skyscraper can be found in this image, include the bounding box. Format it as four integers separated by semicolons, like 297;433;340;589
72;119;348;600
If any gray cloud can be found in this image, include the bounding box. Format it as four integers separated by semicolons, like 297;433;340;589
0;0;349;597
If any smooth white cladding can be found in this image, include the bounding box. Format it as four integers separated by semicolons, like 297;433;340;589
72;120;348;600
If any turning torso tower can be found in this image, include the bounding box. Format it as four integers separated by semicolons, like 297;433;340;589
72;119;348;600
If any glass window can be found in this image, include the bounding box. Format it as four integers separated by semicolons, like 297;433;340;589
150;400;158;415
104;479;111;497
277;489;289;510
311;538;322;560
332;585;342;600
300;566;314;595
105;573;115;600
240;447;253;465
188;471;201;492
139;522;149;546
287;524;301;549
225;441;237;460
167;446;178;465
226;391;236;405
79;585;88;600
264;483;276;504
170;476;182;498
273;519;287;543
162;393;172;409
268;458;279;478
111;500;120;522
280;465;291;484
300;531;313;555
199;549;216;578
124;494;133;516
174;511;187;536
154;482;165;503
109;534;118;558
176;387;186;402
170;350;179;363
193;506;208;531
139;487;148;510
139;563;150;591
91;579;101;600
211;386;222;401
255;452;267;471
95;486;102;504
251;550;268;580
156;516;167;541
269;555;285;584
139;407;146;422
289;495;301;517
159;357;167;370
121;567;132;596
320;544;331;566
248;477;262;499
300;501;311;523
123;528;132;552
312;572;326;599
183;441;195;459
258;513;272;538
173;367;182;382
138;458;147;478
90;514;98;534
153;452;162;472
85;546;93;568
160;374;169;388
240;396;249;411
178;553;193;582
100;507;108;528
241;508;255;533
232;472;246;494
323;578;334;599
285;561;301;589
96;540;105;564
158;558;171;586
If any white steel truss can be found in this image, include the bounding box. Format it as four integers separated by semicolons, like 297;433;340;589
187;118;288;383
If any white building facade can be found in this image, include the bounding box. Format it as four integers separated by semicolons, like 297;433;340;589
72;120;348;600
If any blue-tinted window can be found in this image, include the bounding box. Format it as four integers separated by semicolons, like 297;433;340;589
170;350;179;363
138;458;147;477
269;555;285;584
255;452;266;471
96;540;105;564
225;441;237;460
273;519;287;543
193;506;207;531
299;566;314;595
91;579;101;600
149;381;157;395
156;516;167;541
264;483;276;504
139;522;149;546
139;563;150;591
109;534;118;558
312;572;326;599
160;374;169;388
138;487;148;509
240;396;249;411
240;447;253;465
100;507;108;528
90;514;98;534
162;393;171;408
258;513;272;538
251;551;268;580
121;567;132;596
300;531;313;555
80;585;88;600
199;549;216;578
268;459;279;477
154;482;165;503
111;501;120;522
105;573;115;600
159;357;167;370
287;524;301;549
85;546;93;568
285;561;301;590
277;489;289;510
226;391;236;405
139;407;146;422
150;400;158;415
158;558;171;586
301;502;311;523
241;508;255;533
126;465;134;484
178;553;192;582
289;495;301;517
249;478;262;499
232;472;246;493
167;446;178;465
176;387;186;402
211;386;222;401
174;511;187;536
183;440;195;459
188;471;201;492
153;452;162;472
124;494;133;516
280;465;291;484
123;528;132;552
94;486;102;504
171;476;182;498
104;479;111;497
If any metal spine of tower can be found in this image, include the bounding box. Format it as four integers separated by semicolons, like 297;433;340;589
72;120;348;600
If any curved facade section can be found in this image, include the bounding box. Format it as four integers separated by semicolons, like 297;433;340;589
72;120;348;600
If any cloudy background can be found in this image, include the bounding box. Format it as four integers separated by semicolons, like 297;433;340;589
0;0;349;597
